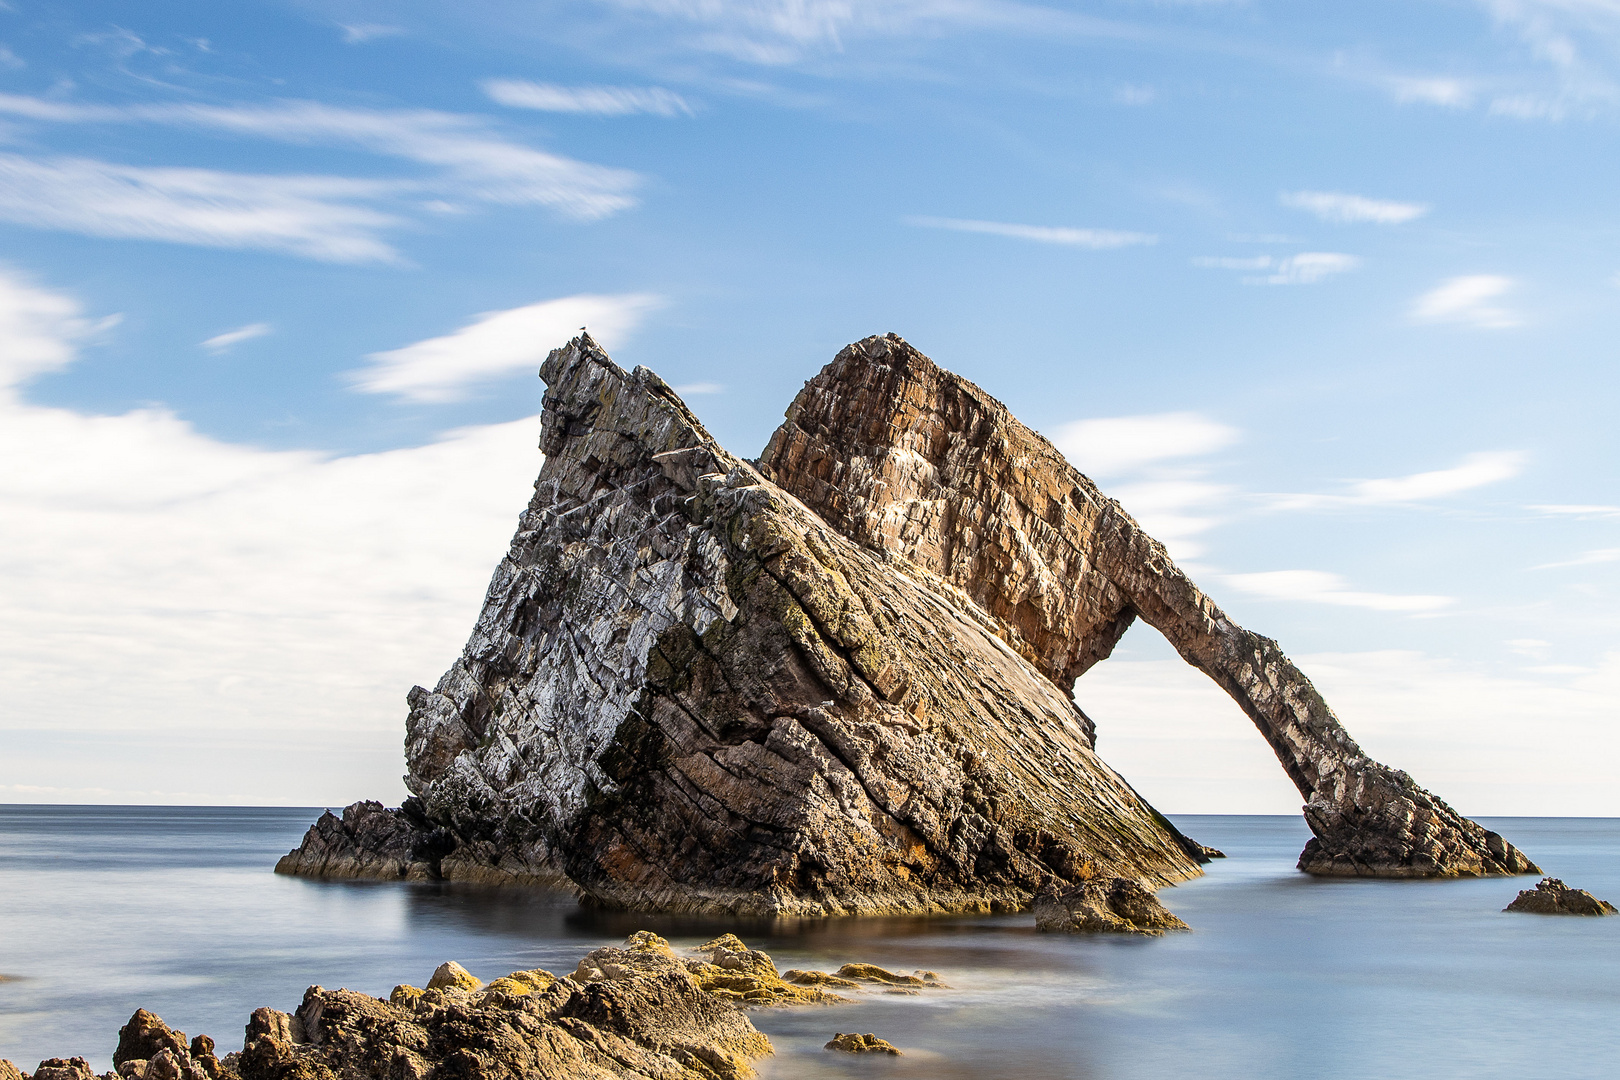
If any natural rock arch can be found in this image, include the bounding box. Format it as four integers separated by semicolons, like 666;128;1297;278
758;333;1537;878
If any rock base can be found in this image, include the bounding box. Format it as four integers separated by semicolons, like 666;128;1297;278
1504;877;1617;916
1032;877;1190;935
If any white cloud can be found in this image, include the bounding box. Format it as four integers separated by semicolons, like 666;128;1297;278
1052;412;1240;560
1053;412;1239;479
1532;547;1620;569
482;79;693;116
1280;190;1430;224
1530;502;1620;517
1253;252;1360;284
349;294;662;402
1084;636;1620;814
0;154;404;263
0;270;544;804
200;322;272;354
674;381;724;395
1270;450;1526;509
1388;75;1477;107
340;24;405;43
905;215;1156;249
591;0;1111;63
1410;274;1521;327
0;94;643;258
1220;569;1453;612
1192;255;1273;270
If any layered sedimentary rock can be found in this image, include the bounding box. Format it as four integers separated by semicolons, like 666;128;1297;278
1031;875;1189;936
758;333;1537;879
289;334;1202;915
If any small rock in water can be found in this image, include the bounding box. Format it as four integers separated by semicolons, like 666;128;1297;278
825;1033;902;1056
31;1060;97;1080
424;961;482;991
1504;877;1617;916
1033;876;1190;935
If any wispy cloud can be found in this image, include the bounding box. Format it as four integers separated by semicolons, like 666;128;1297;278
1533;547;1620;569
1280;190;1429;224
1530;503;1620;518
349;294;661;402
1387;75;1477;107
1054;412;1239;479
201;322;271;354
0;94;643;259
340;24;405;44
1269;451;1526;510
1255;252;1359;284
905;215;1156;249
1221;569;1453;612
482;79;693;116
0;154;403;263
1053;411;1240;560
674;381;724;395
1411;274;1521;328
1193;252;1360;284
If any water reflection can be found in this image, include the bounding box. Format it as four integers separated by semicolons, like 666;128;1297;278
1;808;1616;1080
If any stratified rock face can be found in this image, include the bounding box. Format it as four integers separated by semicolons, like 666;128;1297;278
381;334;1200;915
759;333;1538;880
1504;877;1617;916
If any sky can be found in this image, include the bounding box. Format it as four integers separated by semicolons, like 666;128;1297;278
3;0;1620;815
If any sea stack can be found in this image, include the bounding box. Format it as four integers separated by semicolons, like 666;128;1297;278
278;332;1537;914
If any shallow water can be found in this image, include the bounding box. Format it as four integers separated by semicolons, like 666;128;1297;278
1;808;1615;1079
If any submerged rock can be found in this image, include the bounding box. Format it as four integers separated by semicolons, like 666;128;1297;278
282;333;1201;916
1032;876;1191;936
824;1034;901;1056
758;333;1537;881
1504;877;1617;916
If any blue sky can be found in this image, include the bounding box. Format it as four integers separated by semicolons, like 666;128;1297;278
4;0;1620;813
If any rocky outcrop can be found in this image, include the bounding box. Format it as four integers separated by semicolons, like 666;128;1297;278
758;333;1537;880
1504;877;1617;916
1032;876;1190;935
824;1034;901;1055
273;800;457;883
12;935;960;1080
280;333;1203;915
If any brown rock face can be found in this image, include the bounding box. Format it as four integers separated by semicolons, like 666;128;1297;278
759;333;1537;880
1032;876;1190;935
281;333;1201;915
1503;877;1617;916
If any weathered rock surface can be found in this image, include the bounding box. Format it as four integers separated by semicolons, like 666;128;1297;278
824;1034;901;1056
1032;875;1190;935
273;800;456;883
758;333;1538;881
17;935;960;1080
1503;877;1617;916
281;333;1201;916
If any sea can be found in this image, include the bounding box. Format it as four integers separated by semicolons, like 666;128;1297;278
0;807;1615;1080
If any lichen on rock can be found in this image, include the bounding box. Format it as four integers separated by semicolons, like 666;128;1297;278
824;1034;902;1055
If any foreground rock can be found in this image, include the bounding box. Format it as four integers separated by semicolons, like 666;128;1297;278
3;934;955;1080
759;333;1538;881
282;333;1201;916
1504;877;1617;916
1032;876;1190;935
824;1034;901;1056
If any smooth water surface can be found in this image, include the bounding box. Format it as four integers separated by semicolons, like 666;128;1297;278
1;808;1615;1079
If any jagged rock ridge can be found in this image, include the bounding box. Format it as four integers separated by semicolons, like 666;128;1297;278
282;334;1204;914
758;333;1537;879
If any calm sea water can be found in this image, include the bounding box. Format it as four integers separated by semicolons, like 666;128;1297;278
1;807;1615;1079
